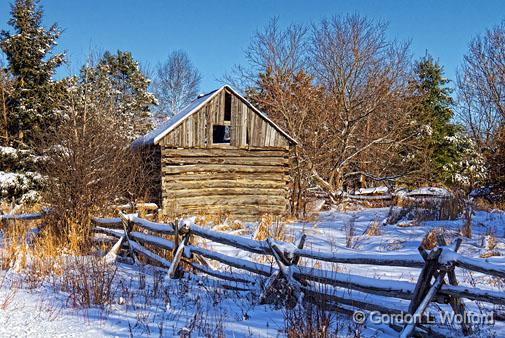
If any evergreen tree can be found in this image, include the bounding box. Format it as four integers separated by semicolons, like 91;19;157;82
0;0;65;146
82;50;157;139
414;55;461;183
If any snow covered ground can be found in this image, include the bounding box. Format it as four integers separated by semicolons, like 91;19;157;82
1;207;504;337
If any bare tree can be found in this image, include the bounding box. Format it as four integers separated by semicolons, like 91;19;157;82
245;15;419;207
41;70;152;247
456;20;505;195
306;15;418;195
152;50;201;119
456;20;505;149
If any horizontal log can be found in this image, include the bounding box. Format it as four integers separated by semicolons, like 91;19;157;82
185;245;274;277
189;224;271;254
92;217;123;229
190;262;259;285
129;231;175;251
440;284;505;305
345;194;393;201
164;206;287;218
162;164;289;175
163;187;288;199
163;179;288;190
162;148;288;158
114;203;159;211
92;235;116;245
440;250;505;279
179;202;288;209
129;240;172;268
293;265;416;300
130;216;175;235
0;212;44;221
207;279;255;292
164;195;287;207
302;285;407;315
162;156;288;166
296;249;425;268
163;172;289;182
94;226;123;238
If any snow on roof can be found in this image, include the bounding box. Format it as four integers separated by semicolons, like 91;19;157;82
132;88;218;148
132;85;296;148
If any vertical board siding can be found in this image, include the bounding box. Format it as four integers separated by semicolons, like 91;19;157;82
159;88;290;149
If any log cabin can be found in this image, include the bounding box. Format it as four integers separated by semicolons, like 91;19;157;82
132;85;297;221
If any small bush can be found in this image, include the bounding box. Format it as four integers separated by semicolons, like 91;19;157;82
61;256;117;308
364;220;381;236
284;303;337;338
253;214;290;242
344;216;357;248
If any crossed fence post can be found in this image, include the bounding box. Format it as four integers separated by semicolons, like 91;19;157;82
400;237;469;338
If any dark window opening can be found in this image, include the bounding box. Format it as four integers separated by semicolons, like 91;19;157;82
246;127;250;145
213;125;231;144
224;92;232;121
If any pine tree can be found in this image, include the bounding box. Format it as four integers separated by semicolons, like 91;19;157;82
0;0;65;146
414;55;461;183
0;0;65;205
82;50;157;139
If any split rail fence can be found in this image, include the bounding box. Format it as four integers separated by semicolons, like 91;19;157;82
2;211;505;338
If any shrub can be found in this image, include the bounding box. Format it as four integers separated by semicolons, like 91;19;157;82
61;256;117;308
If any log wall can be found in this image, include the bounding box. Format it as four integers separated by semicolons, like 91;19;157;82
160;147;290;220
154;87;294;220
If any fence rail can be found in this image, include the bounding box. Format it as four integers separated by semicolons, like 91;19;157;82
3;210;505;338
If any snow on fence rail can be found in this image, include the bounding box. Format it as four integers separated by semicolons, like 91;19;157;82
4;212;505;337
0;211;45;221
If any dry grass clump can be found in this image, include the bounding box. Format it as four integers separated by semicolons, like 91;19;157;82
461;205;473;239
364;219;381;236
421;227;447;250
193;210;230;226
283;295;360;338
480;231;501;258
1;219;118;309
212;220;244;232
343;215;359;249
394;193;461;221
253;214;291;242
473;197;505;212
1;220;30;270
60;256;117;308
480;251;501;258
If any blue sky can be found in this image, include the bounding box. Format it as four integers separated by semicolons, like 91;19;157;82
1;0;504;91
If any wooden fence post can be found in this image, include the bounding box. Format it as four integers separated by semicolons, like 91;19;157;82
103;236;125;264
408;246;442;314
118;212;139;264
168;233;189;279
436;236;472;336
400;270;447;338
260;236;306;309
403;237;467;338
168;219;193;279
